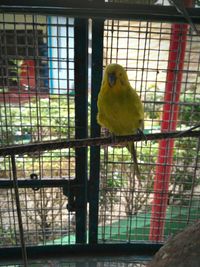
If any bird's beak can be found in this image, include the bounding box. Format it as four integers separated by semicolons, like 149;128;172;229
108;72;116;87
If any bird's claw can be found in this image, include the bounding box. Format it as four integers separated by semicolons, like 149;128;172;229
110;133;117;144
137;128;147;145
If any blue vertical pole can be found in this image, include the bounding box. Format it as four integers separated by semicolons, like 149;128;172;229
47;16;54;94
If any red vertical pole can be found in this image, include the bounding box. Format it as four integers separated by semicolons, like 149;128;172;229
149;0;192;241
20;60;36;90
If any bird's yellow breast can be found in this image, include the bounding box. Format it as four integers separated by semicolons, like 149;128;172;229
97;83;144;136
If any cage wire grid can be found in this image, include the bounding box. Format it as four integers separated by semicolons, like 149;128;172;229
98;18;200;243
0;13;77;247
0;0;199;265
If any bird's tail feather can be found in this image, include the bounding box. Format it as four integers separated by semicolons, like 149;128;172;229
127;142;141;181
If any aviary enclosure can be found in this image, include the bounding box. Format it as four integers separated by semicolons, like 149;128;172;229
0;0;200;266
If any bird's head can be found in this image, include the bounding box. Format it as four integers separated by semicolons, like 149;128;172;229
104;63;129;88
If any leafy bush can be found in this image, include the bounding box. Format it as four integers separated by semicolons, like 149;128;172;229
0;95;75;146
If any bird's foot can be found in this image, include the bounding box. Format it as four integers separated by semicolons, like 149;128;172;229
109;133;118;144
137;128;147;145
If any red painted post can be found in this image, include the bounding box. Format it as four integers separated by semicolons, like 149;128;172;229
20;60;36;90
149;0;192;241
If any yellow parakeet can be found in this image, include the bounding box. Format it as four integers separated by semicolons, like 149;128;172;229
97;63;144;178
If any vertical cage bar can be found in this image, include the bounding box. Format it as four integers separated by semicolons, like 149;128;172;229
74;18;88;244
11;155;28;266
89;19;104;244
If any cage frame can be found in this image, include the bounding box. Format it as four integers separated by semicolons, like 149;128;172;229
0;0;200;263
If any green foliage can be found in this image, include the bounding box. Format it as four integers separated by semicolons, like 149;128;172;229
99;143;155;218
144;85;163;121
171;89;200;203
178;91;200;127
0;95;75;145
172;138;199;204
0;227;17;246
0;95;76;180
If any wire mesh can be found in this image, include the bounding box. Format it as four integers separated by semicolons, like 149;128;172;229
0;187;76;247
98;18;200;243
0;13;76;247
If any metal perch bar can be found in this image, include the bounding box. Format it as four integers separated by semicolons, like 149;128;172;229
0;130;200;156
